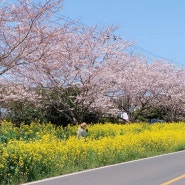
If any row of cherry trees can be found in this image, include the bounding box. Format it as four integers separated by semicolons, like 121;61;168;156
1;0;185;124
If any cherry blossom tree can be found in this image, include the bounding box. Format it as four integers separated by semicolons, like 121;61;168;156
103;54;152;121
4;23;133;123
148;61;185;121
0;0;63;76
107;58;185;122
1;0;185;124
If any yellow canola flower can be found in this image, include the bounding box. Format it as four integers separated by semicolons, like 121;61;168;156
2;122;185;185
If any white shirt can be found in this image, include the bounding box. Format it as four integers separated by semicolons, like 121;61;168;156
77;127;87;139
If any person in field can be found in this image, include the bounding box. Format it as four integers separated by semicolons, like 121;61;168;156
77;122;88;139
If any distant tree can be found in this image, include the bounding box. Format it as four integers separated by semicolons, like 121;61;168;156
106;58;185;122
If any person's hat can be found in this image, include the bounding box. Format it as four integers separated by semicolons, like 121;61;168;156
81;122;87;128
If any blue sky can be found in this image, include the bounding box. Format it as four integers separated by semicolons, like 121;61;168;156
62;0;185;67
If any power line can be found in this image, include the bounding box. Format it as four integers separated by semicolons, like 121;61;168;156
132;45;171;61
51;13;175;62
30;1;179;64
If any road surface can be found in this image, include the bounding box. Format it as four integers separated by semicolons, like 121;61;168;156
22;150;185;185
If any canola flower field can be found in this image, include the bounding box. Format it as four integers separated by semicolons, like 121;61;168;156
1;121;185;185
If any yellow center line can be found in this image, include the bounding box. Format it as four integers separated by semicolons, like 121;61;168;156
161;174;185;185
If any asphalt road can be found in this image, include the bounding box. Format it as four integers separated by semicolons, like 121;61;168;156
22;150;185;185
